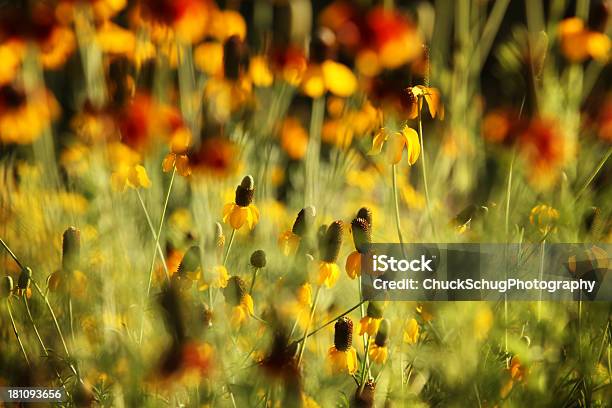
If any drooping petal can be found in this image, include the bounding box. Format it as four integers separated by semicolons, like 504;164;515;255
401;126;420;166
345;251;362;279
369;128;388;155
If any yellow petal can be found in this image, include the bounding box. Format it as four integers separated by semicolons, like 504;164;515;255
386;131;406;164
194;42;224;76
401;126;420;166
162;153;176;173
249;56;274;87
302;65;325;99
345;251;362;279
129;165;151;189
369;128;388;155
321;60;357;97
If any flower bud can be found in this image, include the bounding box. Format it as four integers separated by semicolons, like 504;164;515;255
292;206;316;237
353;379;376;408
223;275;247;306
214;222;225;248
334;316;353;352
374;318;390;347
351;217;371;254
366;301;384;319
17;267;32;290
356;207;372;228
320;221;343;263
1;276;13;298
235;175;255;207
62;226;81;272
250;249;266;268
177;246;201;276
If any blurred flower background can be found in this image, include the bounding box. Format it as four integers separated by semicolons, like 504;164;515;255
0;0;611;406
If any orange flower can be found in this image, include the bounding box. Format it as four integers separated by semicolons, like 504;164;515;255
327;317;358;374
0;85;60;144
559;18;610;62
281;118;309;160
405;86;443;120
162;127;192;176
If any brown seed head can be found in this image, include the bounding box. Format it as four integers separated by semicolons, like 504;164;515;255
223;35;249;80
224;275;247;306
292;206;316;236
177;246;201;276
250;249;267;268
62;226;81;272
17;267;32;290
235;175;255;207
320;220;343;263
374;318;390;347
334;316;353;351
351;217;371;254
353;379;376;408
356;207;373;228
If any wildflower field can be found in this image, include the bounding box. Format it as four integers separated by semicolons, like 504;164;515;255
1;0;612;406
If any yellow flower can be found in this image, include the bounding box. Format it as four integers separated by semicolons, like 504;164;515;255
328;317;357;374
301;60;357;98
96;22;136;55
317;261;340;288
296;283;312;308
278;230;301;256
328;345;358;374
559;18;610;62
359;316;381;337
198;265;230;291
249;56;274;87
280;117;309;160
529;204;559;234
223;276;253;327
368;340;388;364
162;127;192;176
194;41;224;76
371;126;420;165
345;251;362;279
474;306;493;340
230;294;254;327
321;60;357;97
111;164;151;192
406;85;444;120
222;175;260;230
403;318;419;344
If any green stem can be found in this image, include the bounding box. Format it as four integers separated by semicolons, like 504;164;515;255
223;229;237;266
504;152;516;238
360;335;371;392
136;189;169;278
297;286;321;367
7;298;30;367
289;300;365;348
22;294;70;395
249;267;260;295
139;167;176;344
574;147;612;202
391;164;407;258
418;99;436;238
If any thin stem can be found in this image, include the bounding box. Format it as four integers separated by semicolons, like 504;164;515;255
391;165;407;258
289;300;365;348
22;294;70;395
305;97;325;207
360;335;371;392
574;147;612;202
417;99;436;238
139;167;176;344
249;267;260;295
297;286;321;367
7;298;30;366
223;229;237;266
136;189;169;278
0;238;25;269
537;239;546;321
504;151;516;238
